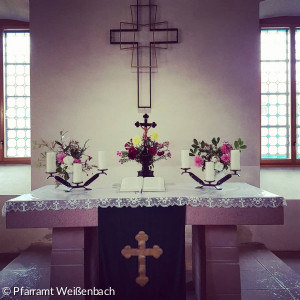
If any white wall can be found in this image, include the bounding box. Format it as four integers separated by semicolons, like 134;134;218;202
30;0;261;190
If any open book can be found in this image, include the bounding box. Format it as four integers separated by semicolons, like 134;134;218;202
120;177;165;192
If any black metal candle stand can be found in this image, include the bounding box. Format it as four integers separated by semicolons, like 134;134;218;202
181;168;240;190
46;169;108;192
46;172;56;179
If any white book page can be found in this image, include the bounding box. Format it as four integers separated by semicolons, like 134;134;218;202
142;177;165;192
120;177;143;192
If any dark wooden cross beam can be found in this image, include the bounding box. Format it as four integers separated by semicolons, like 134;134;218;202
110;0;179;110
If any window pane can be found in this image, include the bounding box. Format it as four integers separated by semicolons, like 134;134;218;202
3;31;30;158
261;29;291;159
296;29;300;158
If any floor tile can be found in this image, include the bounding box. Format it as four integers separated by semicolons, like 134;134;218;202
287;288;300;298
241;289;295;300
241;269;283;290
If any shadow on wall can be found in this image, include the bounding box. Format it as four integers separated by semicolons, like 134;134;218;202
238;201;300;251
0;195;51;254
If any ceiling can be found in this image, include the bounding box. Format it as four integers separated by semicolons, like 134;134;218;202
0;0;29;22
0;0;299;23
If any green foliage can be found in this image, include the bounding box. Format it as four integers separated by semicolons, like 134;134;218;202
233;138;247;150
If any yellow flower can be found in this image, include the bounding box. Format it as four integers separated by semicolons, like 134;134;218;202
151;131;159;141
133;135;142;147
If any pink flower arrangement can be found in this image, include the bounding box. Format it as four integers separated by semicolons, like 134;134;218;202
189;137;246;172
34;130;96;181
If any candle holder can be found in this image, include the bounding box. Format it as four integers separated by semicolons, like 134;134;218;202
46;169;108;192
181;168;240;190
46;172;56;179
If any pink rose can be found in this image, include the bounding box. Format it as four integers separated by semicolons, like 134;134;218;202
73;158;81;164
221;143;232;154
194;156;203;167
57;153;66;164
221;154;230;163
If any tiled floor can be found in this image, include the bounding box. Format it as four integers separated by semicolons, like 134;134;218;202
240;243;300;300
274;251;300;276
0;243;300;299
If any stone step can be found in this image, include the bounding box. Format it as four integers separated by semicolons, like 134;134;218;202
0;243;51;299
240;243;300;300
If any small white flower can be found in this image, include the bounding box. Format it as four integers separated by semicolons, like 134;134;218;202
212;156;218;163
215;162;224;172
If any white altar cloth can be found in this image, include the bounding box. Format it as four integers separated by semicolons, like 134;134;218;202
2;182;286;216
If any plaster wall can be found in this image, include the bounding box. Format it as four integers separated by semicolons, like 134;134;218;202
30;0;261;189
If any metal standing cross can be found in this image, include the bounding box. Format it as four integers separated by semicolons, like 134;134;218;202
121;231;163;287
110;0;179;109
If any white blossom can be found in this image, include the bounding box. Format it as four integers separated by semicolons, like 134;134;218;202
215;162;224;172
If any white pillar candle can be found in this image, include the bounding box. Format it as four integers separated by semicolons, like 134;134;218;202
63;156;73;173
98;151;107;170
46;152;56;173
181;150;190;168
205;161;215;182
231;150;241;171
73;163;82;183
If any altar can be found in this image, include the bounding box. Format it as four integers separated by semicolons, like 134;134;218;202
3;182;285;300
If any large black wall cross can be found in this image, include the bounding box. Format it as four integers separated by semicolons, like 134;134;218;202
110;0;179;110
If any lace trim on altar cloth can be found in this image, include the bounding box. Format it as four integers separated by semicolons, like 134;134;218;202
2;196;287;216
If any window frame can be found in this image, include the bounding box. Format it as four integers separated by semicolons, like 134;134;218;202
0;20;30;164
260;17;300;167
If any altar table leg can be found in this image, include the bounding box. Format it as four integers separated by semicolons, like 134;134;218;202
50;227;85;300
192;225;241;300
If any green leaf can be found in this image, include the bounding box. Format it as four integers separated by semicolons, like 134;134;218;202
193;139;198;145
240;145;247;149
234;141;238;149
